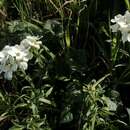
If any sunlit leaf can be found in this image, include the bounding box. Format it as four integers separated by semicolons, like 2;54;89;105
39;98;52;105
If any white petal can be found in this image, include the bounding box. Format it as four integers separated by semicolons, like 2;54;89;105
19;62;28;70
26;36;38;41
118;22;127;28
127;33;130;42
11;63;18;72
111;19;116;23
25;52;33;60
125;11;130;23
122;32;128;43
111;24;119;32
20;39;31;49
0;52;5;62
4;71;13;80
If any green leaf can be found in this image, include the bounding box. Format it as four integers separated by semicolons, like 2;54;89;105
39;98;52;105
9;126;23;130
119;49;130;57
61;112;73;123
14;103;28;109
125;0;130;10
0;92;5;101
92;73;110;89
30;103;39;116
65;29;70;48
0;112;8;122
46;87;53;97
102;96;117;111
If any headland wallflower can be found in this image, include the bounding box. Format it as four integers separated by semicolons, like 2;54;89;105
111;10;130;43
0;36;42;80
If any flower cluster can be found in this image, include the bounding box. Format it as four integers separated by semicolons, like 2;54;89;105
111;10;130;43
0;36;42;80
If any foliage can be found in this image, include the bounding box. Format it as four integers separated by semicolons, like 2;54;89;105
0;0;130;130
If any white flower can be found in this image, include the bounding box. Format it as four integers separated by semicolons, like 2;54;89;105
13;45;30;61
111;14;124;23
26;36;42;49
0;35;42;80
111;14;126;28
0;52;5;62
111;10;130;43
18;61;28;70
3;45;17;57
127;33;130;42
122;32;128;43
20;36;42;50
0;54;18;80
125;11;130;23
0;55;16;72
20;39;32;50
111;24;119;32
4;71;13;80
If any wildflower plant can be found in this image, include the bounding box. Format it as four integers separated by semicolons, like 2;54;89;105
111;10;130;43
0;36;42;80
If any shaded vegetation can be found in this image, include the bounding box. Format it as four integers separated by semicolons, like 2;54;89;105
0;0;130;130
